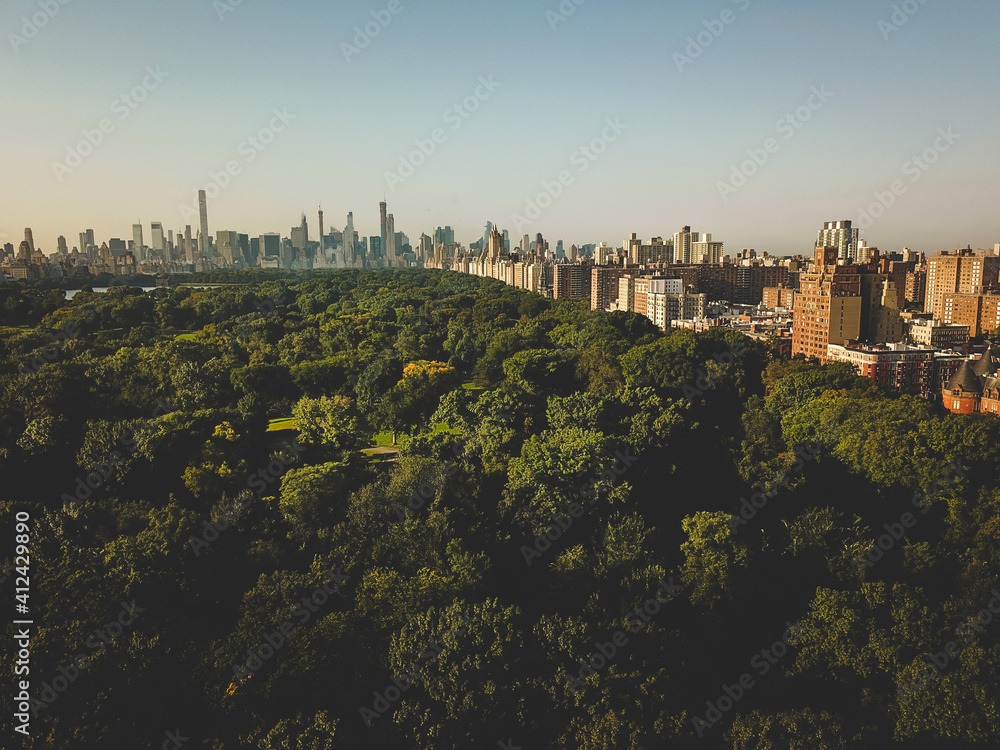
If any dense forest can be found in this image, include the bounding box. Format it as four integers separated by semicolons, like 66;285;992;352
1;268;998;749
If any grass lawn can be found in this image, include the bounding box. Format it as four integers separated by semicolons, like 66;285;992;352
266;418;297;433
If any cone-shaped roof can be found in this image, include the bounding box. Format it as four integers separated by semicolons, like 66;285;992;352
948;360;982;394
972;344;997;378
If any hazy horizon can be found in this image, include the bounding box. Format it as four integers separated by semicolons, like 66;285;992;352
3;0;998;256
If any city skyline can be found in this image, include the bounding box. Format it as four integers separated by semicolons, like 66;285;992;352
2;0;998;255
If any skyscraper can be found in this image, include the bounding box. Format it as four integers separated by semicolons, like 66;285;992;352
673;226;693;264
318;207;325;261
79;229;94;253
57;236;68;255
24;228;35;253
151;222;165;258
380;200;388;258
343;212;355;267
386;214;396;265
132;224;144;260
816;220;859;263
184;225;192;262
198;190;209;259
260;233;281;261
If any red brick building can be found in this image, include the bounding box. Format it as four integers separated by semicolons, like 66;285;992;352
942;347;1000;415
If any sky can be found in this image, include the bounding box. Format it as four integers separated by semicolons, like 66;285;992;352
2;0;999;257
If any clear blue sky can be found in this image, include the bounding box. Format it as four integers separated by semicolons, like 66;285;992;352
2;0;998;256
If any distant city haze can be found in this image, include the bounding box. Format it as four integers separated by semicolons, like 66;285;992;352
2;0;998;254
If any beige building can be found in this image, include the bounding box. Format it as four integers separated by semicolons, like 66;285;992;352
925;249;1000;320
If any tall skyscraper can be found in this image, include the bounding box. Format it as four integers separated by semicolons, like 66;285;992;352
24;228;35;253
380;200;388;257
151;222;166;258
291;213;309;253
184;225;192;262
79;229;94;253
57;236;68;255
318;207;325;261
198;190;209;259
434;226;455;246
386;214;396;265
419;234;433;262
673;226;694;264
817;220;859;263
260;233;281;260
343;212;355;267
132;224;144;260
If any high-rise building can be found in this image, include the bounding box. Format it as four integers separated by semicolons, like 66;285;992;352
79;229;95;254
24;228;35;254
625;234;673;265
941;291;1000;337
56;236;68;255
183;225;193;262
792;247;863;363
380;201;388;257
260;233;281;261
198;190;209;259
554;263;592;300
521;234;530;255
217;231;239;265
385;214;396;264
816;220;859;263
419;234;433;262
692;234;723;265
591;266;627;311
925;249;1000;320
369;236;382;261
291;214;309;252
151;222;166;257
132;224;144;260
434;226;455;246
486;224;505;262
343;212;355;267
673;227;694;264
317;207;325;261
